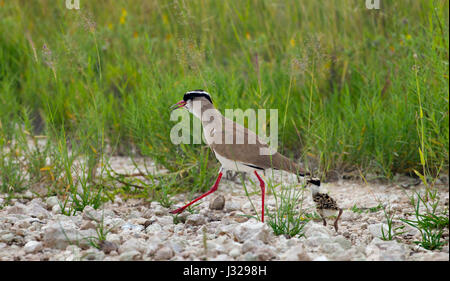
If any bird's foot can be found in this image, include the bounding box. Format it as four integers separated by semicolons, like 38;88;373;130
169;206;187;214
333;220;339;232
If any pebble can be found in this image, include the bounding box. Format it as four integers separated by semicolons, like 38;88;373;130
185;214;206;226
23;241;43;254
154;246;174;260
209;195;226;210
119;250;141;261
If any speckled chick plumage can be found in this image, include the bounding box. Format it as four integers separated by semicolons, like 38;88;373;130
310;184;343;232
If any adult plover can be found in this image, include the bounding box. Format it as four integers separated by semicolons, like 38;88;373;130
169;90;320;222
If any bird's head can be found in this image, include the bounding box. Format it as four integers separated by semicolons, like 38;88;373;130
305;177;321;195
170;90;213;114
305;178;320;195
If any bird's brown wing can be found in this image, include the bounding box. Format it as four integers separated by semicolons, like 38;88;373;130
210;120;307;175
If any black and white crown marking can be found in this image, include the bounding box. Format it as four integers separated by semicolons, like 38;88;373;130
183;90;213;104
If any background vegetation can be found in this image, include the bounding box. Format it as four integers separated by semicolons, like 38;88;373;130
0;0;448;202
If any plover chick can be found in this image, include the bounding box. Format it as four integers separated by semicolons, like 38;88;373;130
309;182;343;232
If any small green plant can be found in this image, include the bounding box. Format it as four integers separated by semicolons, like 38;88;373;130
380;204;405;241
401;192;448;250
351;203;383;214
265;175;308;238
85;211;112;249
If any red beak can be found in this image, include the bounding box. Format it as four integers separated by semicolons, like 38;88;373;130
170;100;186;111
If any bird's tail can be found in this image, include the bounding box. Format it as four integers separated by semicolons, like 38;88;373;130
271;153;320;186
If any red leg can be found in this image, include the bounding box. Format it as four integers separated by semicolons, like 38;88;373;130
169;171;223;214
254;171;265;223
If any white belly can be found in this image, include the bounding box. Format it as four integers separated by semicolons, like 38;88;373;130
214;152;259;173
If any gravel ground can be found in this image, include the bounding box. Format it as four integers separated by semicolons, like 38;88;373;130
0;157;448;261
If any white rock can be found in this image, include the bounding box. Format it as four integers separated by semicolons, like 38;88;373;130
154;246;174;260
185;214;206;226
106;233;121;245
333;236;352;250
46;196;59;208
24;241;43;253
211;254;230;261
152;203;167;216
119;250;141;261
305;222;333;237
229;248;240;258
83;248;105;260
320;242;346;259
232;220;273;243
52;204;62;214
225;201;241;212
42;222;82;250
368;223;389;238
145;236;163;256
305;234;333;248
6;203;27;215
242;239;265;253
156;216;173;226
121;223;144;233
255;247;277;261
0;232;15;243
118;238;146;254
145;223;162;234
280;245;311;261
27;202;50;219
313;255;329;261
366;238;407;261
82;206;102;221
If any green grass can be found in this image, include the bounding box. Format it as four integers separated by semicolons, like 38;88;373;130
401;191;448;250
0;1;448;210
265;176;309;238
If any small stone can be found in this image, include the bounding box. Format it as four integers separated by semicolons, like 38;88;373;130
211;254;230;261
368;223;389;238
99;241;118;254
313;255;329;261
80;220;97;230
145;223;162;234
280;245;311;261
0;233;15;243
82;206;102;222
333;236;352;250
229;248;240;258
119;250;141;261
255;247;276;261
6;203;27;215
232;220;273;243
42;222;81;250
46;196;59;209
83;248;105;260
23;241;43;254
225;201;241;212
118;238;146;254
185;214;206;226
366;238;407;261
154;246;174;260
121;223;144;232
52;204;61;214
143;220;154;228
156;216;173;226
209;195;225;210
